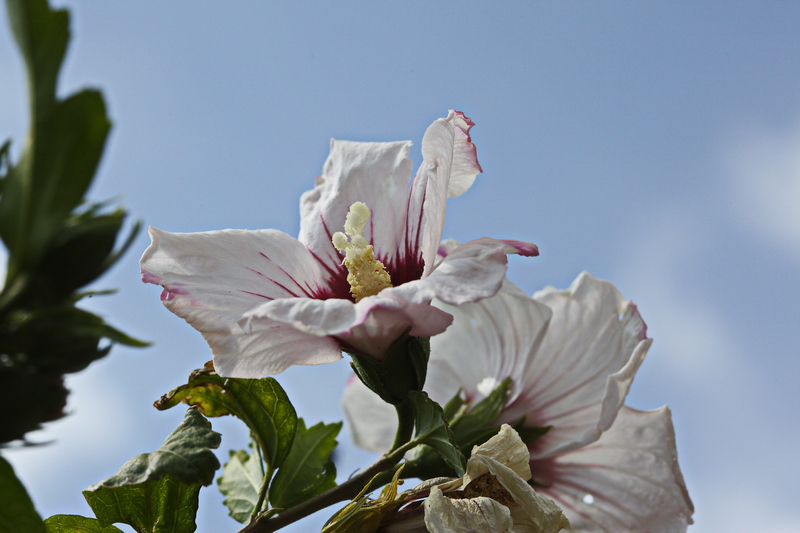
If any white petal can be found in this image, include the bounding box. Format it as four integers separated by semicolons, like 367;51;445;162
444;110;483;198
520;272;650;458
140;227;341;376
465;455;571;533
424;486;514;533
390;238;539;307
424;279;552;408
471;424;532;482
536;406;694;533
298;138;415;279
341;375;397;452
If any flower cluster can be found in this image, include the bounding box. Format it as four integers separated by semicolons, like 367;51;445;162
142;111;693;532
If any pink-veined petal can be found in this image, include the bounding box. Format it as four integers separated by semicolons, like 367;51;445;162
242;292;453;360
390;238;539;307
299;139;414;278
424;279;552;408
445;110;483;198
217;318;342;377
341;375;397;452
140;226;341;376
515;272;649;459
534;406;694;533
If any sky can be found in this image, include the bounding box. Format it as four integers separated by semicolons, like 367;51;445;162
2;1;800;531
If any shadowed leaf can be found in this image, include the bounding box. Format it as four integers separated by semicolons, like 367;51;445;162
44;514;123;532
217;443;264;523
0;455;46;533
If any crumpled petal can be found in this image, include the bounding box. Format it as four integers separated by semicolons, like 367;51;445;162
424;486;514;533
140;227;343;376
242;293;453;360
471;424;532;482
535;406;694;533
464;455;571;533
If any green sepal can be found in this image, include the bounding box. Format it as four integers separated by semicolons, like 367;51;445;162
84;475;200;533
321;466;406;533
217;442;264;523
448;377;511;451
155;364;297;476
406;391;466;477
43;515;123;532
0;454;47;533
348;334;429;405
269;419;341;510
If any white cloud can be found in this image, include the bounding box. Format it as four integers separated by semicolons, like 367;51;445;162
724;120;800;261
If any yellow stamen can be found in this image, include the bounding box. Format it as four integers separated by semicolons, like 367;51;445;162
332;202;392;302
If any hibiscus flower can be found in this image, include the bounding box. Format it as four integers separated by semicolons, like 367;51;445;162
140;111;537;377
343;272;694;532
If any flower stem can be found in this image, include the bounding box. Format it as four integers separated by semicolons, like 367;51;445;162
390;399;415;452
237;430;426;533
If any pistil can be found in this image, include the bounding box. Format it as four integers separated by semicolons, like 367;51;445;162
332;202;392;302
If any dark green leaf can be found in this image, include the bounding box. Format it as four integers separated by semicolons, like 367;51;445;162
0;454;46;533
441;389;465;421
347;335;429;405
84;475;200;533
269;419;340;510
217;444;264;523
512;420;552;446
406;391;465;477
156;366;297;475
44;514;123;532
449;377;511;451
87;409;220;488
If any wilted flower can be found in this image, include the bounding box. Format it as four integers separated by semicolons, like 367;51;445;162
140;111;537;377
378;425;569;533
344;272;694;531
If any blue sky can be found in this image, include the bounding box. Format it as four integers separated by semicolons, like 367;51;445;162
2;2;800;531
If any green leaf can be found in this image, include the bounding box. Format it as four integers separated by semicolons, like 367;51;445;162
84;475;200;533
269;419;341;510
156;365;298;475
217;443;264;523
0;454;46;533
406;391;466;477
5;0;69;116
87;409;220;489
449;377;511;451
44;515;123;532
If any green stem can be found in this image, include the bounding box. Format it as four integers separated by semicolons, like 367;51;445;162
389;399;415;452
237;431;427;533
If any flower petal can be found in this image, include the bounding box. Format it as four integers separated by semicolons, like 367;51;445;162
140;226;342;376
518;272;650;459
424;279;552;408
298;138;416;282
242;293;453;360
465;455;571;533
390;238;539;307
424;486;514;533
471;424;533;482
445;110;483;198
406;112;486;278
534;405;694;533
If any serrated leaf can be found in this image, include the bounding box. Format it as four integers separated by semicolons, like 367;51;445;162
406;392;466;477
217;443;264;523
84;475;200;533
44;514;123;532
0;455;46;533
269;419;340;510
156;366;297;475
87;409;220;489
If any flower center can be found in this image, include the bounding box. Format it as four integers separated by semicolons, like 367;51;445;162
332;202;392;302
